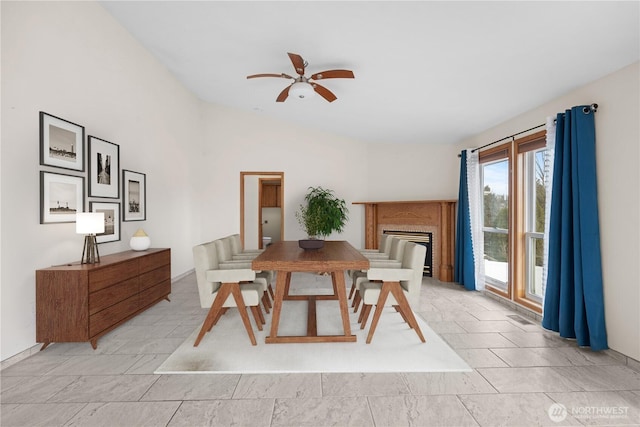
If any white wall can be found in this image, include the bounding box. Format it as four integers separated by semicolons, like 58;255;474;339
456;62;640;360
1;1;203;360
364;142;461;201
198;103;370;247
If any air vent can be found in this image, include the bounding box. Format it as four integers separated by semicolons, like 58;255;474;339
506;314;533;325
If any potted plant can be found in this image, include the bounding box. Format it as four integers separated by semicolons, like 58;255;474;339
296;186;349;249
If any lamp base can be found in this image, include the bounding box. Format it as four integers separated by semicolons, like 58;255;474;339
81;234;100;264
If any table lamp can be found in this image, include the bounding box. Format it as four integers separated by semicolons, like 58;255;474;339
76;212;104;264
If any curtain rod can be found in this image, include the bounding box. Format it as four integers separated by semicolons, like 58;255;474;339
458;103;598;156
470;123;545;153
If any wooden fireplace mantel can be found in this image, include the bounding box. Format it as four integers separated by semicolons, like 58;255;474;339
353;200;457;282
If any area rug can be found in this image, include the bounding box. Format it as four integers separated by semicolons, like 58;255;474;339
156;273;471;374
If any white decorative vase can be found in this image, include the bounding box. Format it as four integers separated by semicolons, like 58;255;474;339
130;228;151;251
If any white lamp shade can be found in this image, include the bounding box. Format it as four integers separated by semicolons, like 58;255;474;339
289;81;315;99
76;212;105;234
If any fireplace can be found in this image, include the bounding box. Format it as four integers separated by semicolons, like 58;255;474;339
353;199;456;282
383;230;433;276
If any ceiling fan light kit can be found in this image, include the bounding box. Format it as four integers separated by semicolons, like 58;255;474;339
289;81;315;99
247;52;354;103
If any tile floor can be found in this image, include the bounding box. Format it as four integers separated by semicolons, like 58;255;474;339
1;273;639;426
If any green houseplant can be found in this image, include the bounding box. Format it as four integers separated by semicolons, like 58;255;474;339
296;186;349;249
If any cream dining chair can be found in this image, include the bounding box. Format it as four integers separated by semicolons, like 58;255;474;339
229;234;263;256
348;234;393;285
214;237;273;313
357;241;427;344
192;241;267;346
359;233;392;258
349;237;407;304
228;234;275;299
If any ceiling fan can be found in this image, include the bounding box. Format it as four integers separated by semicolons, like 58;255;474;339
247;52;354;103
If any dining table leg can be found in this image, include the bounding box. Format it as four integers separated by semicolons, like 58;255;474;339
331;271;353;338
266;271;289;343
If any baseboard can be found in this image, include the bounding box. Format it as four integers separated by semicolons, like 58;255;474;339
172;268;194;283
0;343;41;372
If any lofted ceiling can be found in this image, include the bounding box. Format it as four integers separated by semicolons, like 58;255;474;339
100;1;639;145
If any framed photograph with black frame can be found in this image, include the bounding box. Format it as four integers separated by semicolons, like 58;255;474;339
40;171;84;224
39;112;85;172
88;136;119;198
122;170;146;221
90;201;121;243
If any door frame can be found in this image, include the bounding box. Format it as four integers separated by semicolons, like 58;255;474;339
240;171;284;249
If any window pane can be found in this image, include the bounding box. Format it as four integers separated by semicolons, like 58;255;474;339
527;236;544;299
524;148;546;302
534;150;546;233
482;158;509;288
483;160;509;229
484;231;508;287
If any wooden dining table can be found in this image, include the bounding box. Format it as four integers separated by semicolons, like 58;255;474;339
252;240;369;344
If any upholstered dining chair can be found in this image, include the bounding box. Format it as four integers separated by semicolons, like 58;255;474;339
223;234;260;261
357;241;427;344
227;234;275;299
358;233;392;258
192;241;267;346
348;234;393;283
216;236;255;263
229;234;263;256
349;237;407;303
214;238;273;313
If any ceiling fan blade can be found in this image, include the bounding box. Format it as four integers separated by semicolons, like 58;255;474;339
276;85;290;102
310;69;355;80
312;83;337;102
287;52;305;75
247;73;294;79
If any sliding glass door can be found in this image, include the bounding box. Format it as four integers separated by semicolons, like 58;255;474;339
478;130;547;312
523;148;546;302
482;158;510;293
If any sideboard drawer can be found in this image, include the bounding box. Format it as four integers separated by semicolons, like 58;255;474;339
139;250;170;274
139;264;171;291
89;259;138;293
140;279;171;309
89;277;139;315
89;294;139;337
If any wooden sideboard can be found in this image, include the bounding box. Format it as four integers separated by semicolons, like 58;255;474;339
36;248;171;350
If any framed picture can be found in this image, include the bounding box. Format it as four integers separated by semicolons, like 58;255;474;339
90;201;121;243
122;170;146;221
40;171;85;224
39;112;85;172
88;136;120;198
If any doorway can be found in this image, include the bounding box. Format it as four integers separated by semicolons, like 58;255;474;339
240;172;284;250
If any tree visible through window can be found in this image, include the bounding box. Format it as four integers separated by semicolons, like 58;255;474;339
482;159;509;289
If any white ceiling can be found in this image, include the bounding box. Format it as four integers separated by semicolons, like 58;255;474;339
100;1;639;145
